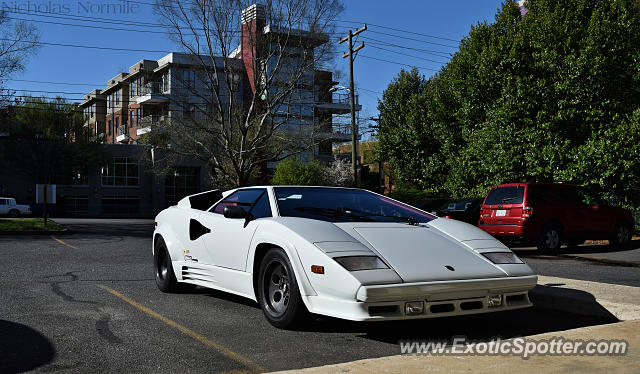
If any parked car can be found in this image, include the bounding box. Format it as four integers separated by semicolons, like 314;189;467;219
0;197;32;217
431;198;483;225
478;183;634;252
153;186;536;328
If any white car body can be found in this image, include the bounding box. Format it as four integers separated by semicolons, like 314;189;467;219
0;197;32;216
153;186;537;323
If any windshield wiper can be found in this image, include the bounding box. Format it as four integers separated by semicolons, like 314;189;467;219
293;207;375;221
501;197;519;203
336;207;421;226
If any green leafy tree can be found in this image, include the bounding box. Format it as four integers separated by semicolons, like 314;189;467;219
271;157;325;185
378;0;640;202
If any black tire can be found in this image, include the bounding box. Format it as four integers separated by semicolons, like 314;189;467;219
258;248;307;329
537;224;562;253
154;237;179;292
8;209;19;218
609;222;631;249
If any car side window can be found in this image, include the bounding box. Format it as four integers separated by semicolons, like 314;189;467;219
578;189;599;206
210;189;268;216
249;192;272;219
556;187;581;204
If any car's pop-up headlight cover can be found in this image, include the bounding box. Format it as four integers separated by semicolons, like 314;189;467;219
334;256;389;271
482;252;523;264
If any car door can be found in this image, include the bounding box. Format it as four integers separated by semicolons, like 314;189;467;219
196;189;272;271
554;186;588;237
577;189;610;235
0;199;7;214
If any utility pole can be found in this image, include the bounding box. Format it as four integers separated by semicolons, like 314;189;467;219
340;24;366;187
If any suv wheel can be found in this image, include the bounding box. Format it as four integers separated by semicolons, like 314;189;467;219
537;224;561;253
609;223;631;249
8;209;19;218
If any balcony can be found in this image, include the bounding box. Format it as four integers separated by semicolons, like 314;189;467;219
116;125;130;143
314;92;361;114
137;82;169;105
136;115;167;136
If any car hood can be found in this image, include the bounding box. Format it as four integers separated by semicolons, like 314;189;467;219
274;217;520;283
335;222;507;283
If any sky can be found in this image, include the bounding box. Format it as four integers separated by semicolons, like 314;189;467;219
4;0;506;134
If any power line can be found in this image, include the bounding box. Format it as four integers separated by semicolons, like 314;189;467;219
362;36;452;57
6;79;103;86
0;38;170;53
368;45;448;65
359;55;440;71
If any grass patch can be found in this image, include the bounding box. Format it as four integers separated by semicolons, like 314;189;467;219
0;218;64;231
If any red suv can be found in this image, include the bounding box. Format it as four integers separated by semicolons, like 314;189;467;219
478;183;634;251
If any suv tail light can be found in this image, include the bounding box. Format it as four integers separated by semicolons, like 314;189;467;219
522;207;533;218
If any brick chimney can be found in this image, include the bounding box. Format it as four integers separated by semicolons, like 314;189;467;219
241;4;266;94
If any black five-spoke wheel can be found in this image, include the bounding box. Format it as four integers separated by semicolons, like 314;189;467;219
258;248;307;329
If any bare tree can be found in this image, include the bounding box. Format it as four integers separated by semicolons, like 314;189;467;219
0;10;39;102
152;0;343;187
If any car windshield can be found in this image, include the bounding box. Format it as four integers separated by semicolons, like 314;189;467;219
437;198;478;212
274;187;436;223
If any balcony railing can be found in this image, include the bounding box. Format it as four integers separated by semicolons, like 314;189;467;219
136;115;167;136
139;82;163;95
116;125;130;143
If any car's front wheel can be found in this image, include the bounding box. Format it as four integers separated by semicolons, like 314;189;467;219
258;248;307;329
537;224;562;253
609;223;631;249
8;209;19;218
154;237;178;292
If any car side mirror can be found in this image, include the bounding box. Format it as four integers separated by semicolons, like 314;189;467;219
223;205;247;219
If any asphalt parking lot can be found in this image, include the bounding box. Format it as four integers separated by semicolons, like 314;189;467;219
0;219;628;373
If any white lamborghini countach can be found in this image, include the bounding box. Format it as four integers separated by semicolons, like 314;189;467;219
153;186;537;328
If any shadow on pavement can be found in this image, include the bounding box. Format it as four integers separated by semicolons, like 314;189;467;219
56;223;153;239
512;239;640;256
297;303;616;345
0;320;55;374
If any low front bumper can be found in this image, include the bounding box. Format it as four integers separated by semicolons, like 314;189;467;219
305;275;537;321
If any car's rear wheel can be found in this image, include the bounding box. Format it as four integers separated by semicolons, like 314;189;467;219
8;209;19;218
258;248;307;329
537;224;562;253
609;223;631;249
154;237;178;292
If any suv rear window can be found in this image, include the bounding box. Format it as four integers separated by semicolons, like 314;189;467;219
484;186;524;205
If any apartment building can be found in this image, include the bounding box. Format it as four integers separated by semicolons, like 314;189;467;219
80;3;359;161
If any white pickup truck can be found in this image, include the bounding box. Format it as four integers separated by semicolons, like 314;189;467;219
0;197;32;217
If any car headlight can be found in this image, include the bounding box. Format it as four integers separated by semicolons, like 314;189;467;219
482;252;523;264
334;256;389;271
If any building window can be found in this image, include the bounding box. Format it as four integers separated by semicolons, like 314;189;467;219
101;195;139;214
164;167;199;207
115;90;120;106
162;72;169;92
130;81;135;98
183;69;195;89
130;110;135;128
62;195;89;214
108;120;112;135
90;104;94;117
115;117;119;129
102;157;139;186
107;94;112;110
136;108;141;124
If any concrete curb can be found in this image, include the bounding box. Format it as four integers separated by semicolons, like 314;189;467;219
532;276;640;321
559;253;640;267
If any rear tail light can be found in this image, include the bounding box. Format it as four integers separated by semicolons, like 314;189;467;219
522;207;533;218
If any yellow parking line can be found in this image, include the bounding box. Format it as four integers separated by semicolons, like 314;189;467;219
98;285;265;373
51;235;79;250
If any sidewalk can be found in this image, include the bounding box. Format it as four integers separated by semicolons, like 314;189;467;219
270;276;640;374
271;320;640;374
562;246;640;267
